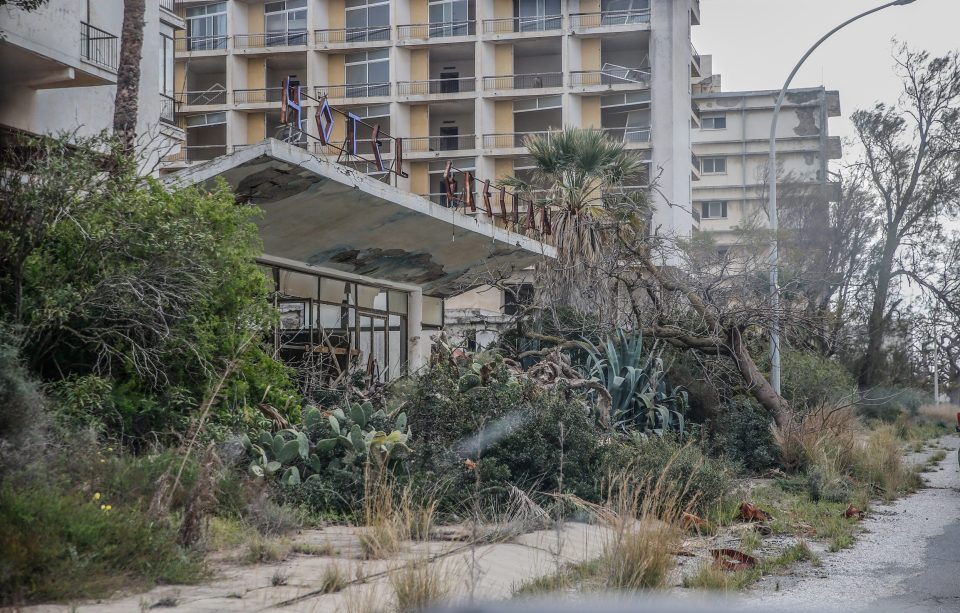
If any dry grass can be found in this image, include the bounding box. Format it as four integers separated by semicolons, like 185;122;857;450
771;404;861;473
853;425;922;499
358;469;409;560
918;403;959;424
291;541;338;556
241;534;292;564
390;559;453;612
318;564;349;594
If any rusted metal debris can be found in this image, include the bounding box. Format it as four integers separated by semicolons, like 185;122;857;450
844;504;865;520
681;511;708;531
738;502;773;522
710;548;758;571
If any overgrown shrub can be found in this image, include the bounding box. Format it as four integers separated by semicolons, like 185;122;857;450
859;386;931;422
780;350;857;410
0;337;48;474
709;399;781;473
0;484;203;605
604;434;734;514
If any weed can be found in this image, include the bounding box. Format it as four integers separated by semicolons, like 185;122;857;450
390;560;452;612
204;516;256;552
291;541;338;556
358;469;408;560
318;564;349;594
241;534;292;564
270;570;289;587
149;595;179;608
513;559;602;596
683;562;760;591
739;530;762;554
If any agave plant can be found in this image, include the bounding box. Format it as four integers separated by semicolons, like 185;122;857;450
584;330;687;436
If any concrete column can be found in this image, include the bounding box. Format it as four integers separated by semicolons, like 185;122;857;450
407;288;428;374
649;0;693;241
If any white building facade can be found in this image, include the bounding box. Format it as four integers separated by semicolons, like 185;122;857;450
0;0;185;173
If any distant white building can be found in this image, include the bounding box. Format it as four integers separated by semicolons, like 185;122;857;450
0;0;186;174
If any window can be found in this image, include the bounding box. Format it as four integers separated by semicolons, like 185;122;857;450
429;0;470;36
700;201;727;219
159;34;174;98
186;2;227;50
345;0;390;42
702;114;726;130
345;50;390;96
265;0;307;45
516;0;561;31
514;95;562;112
700;156;726;174
184;111;227;127
600;0;649;23
504;283;534;315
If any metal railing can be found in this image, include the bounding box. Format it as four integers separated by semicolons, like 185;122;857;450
396;20;476;39
80;22;118;70
315;26;391;44
397;77;476;96
175;35;229;52
160;95;177;125
233;88;283;104
482;15;562;34
600;126;651;143
569;9;650;28
406;134;476;152
483;72;562;91
315;83;391;98
569;66;650;87
234;31;309;48
163;144;228;163
176;88;228;105
482;131;555;149
313;138;392;155
159;0;175;13
419;191;479;208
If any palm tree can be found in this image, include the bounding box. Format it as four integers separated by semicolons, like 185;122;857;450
113;0;146;155
503;128;649;309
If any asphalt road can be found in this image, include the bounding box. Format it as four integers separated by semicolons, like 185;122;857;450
742;434;960;612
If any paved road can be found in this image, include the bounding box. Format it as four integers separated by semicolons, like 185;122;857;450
742;435;960;612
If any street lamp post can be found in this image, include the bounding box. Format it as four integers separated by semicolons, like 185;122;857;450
767;0;918;395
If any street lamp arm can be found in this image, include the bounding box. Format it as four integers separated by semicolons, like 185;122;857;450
766;0;919;396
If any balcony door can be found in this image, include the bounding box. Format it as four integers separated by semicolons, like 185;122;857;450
345;0;391;42
429;0;470;37
265;0;308;45
345;50;390;97
439;126;459;151
186;2;227;50
516;0;560;32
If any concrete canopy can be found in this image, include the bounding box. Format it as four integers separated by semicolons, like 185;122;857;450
162;139;554;297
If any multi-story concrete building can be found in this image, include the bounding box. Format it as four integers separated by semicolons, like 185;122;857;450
691;71;842;251
166;0;702;234
0;0;186;173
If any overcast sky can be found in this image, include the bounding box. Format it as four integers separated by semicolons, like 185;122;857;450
695;0;960;155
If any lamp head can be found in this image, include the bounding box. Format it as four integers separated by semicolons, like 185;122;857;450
892;0;917;5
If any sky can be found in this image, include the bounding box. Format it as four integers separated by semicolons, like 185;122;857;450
694;0;960;153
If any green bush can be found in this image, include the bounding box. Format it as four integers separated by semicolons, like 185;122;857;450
0;337;48;474
709;399;781;473
859;386;931;422
0;484;203;605
780;350;857;410
605;434;734;514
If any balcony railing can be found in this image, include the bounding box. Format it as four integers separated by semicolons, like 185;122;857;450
569;9;651;28
483;73;562;91
80;22;118;71
314;26;391;44
234;31;309;48
570;66;650;88
397;77;476;96
233;88;283;104
176;88;228;105
164;144;228;163
482;15;562;34
175;35;229;52
396;20;476;39
160;95;177;125
315;83;391;98
601;126;651;143
482;131;555;149
407;134;476;152
313;139;392;155
419;191;479;208
160;0;175;12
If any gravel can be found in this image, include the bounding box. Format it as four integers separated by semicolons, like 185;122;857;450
738;434;960;611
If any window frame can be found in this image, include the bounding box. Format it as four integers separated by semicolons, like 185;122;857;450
700;200;728;219
702;114;727;130
700;156;727;175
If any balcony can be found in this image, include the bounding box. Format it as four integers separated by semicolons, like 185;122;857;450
313;139;392;155
569;10;650;29
482;15;562;35
234;31;308;49
80;22;118;71
483;73;562;92
570;65;650;90
175;35;229;52
407;134;477;153
234;87;283;104
176;87;228;106
397;77;476;97
691;153;701;181
314;26;391;46
396;21;476;41
691;42;702;76
163;144;228;163
314;83;391;100
482;131;556;149
160;95;177;126
600;126;651;145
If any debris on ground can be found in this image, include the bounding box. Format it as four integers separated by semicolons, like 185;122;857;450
739;502;773;522
711;548;758;571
